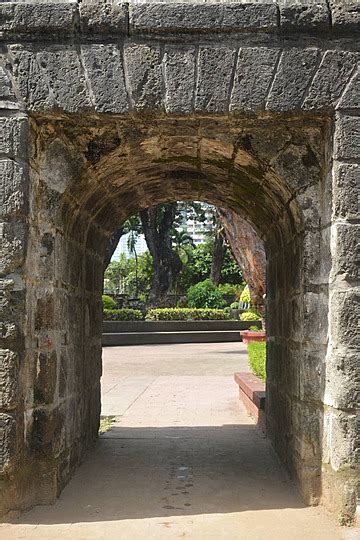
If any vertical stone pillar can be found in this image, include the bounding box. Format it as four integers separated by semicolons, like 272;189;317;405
0;67;29;514
323;110;360;523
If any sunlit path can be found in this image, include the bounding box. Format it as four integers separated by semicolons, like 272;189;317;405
1;343;346;539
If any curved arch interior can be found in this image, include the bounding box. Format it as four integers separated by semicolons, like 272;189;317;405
27;112;331;503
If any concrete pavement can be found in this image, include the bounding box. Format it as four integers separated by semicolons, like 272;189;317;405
1;343;348;539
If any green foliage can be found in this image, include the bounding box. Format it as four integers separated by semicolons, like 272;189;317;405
125;251;154;298
249;325;260;331
248;342;266;381
102;294;116;310
240;285;251;304
218;283;243;296
104;252;153;298
240;310;261;321
187;279;226;309
145;308;228;321
99;416;116;434
103;308;144;321
230;301;239;309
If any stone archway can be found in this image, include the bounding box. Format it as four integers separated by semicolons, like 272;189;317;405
1;1;359;523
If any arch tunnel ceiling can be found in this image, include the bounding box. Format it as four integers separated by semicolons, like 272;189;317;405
34;114;328;254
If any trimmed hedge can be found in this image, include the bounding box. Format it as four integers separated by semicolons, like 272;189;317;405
145;308;228;321
103;308;144;321
240;310;261;321
248;341;266;381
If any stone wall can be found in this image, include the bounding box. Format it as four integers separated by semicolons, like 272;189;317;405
0;0;359;523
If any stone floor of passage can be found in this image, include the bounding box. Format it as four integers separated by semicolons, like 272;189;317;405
1;342;355;539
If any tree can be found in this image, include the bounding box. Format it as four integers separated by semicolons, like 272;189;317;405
104;255;131;293
140;204;183;306
126;215;141;297
209;213;226;286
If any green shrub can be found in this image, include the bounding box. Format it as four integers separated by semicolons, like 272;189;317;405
102;294;116;310
239;285;251;304
230;301;239;309
103;308;144;321
248;341;266;381
249;325;260;331
218;283;243;296
187;279;226;309
240;310;261;321
145;308;228;321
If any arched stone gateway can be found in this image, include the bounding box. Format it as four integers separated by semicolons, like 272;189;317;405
0;0;359;522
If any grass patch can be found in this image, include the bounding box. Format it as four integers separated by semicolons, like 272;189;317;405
248;341;266;381
99;416;116;434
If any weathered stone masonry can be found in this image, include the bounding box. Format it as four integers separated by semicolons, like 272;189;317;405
0;0;359;522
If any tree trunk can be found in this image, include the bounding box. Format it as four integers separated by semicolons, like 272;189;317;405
218;209;266;314
210;229;226;285
140;204;182;307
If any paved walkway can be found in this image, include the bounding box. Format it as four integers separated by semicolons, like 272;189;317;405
1;343;349;539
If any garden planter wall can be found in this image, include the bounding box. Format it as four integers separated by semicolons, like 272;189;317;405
239;330;266;344
102;320;261;346
234;372;266;433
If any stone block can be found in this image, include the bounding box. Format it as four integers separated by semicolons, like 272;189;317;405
11;45;92;112
271;142;321;192
266;48;319;111
0;350;20;411
35;294;55;331
31;406;65;458
124;44;163;109
325;350;360;410
80;1;128;34
34;351;57;405
222;3;278;30
130;3;223;32
298;349;324;403
0;220;27;274
230;47;279;113
0;160;28;218
330;288;360;349
326;409;358;470
334;115;360;161
0;2;76;36
332;222;360;281
329;1;360;31
303;51;357;110
131;2;277;33
337;69;360;110
333;162;359;218
295;184;321;229
0;66;15;99
163;46;195;114
37;48;92;112
195;47;236;113
0;117;28;159
279;0;330;30
0;413;18;472
81;44;129;113
303;291;329;345
9;46;52;111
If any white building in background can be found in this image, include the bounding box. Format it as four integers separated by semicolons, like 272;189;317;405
111;203;215;261
111;233;148;261
178;204;213;245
